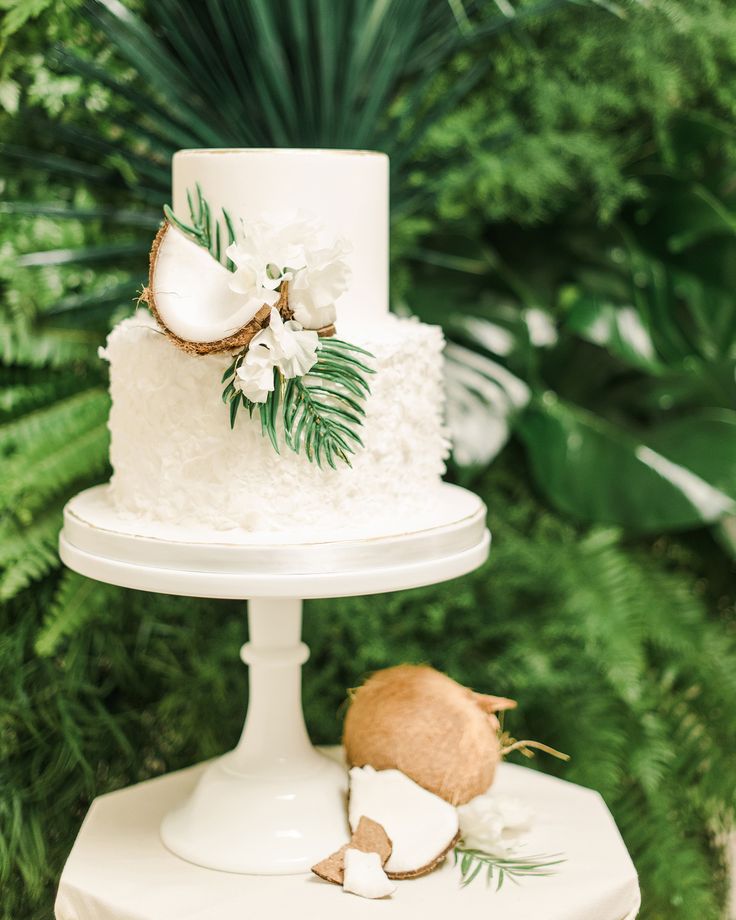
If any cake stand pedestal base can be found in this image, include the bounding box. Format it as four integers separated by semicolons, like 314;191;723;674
160;598;348;874
59;482;489;875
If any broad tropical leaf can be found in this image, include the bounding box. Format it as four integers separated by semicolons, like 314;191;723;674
518;397;736;532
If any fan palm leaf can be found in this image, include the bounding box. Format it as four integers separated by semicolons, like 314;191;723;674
0;0;577;604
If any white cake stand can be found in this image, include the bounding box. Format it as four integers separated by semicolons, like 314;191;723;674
59;482;489;876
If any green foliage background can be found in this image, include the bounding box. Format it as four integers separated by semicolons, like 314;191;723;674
1;1;735;918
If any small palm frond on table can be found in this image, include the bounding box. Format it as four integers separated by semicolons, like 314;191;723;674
454;846;566;890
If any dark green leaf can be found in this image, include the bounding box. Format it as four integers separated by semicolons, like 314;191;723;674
565;293;662;373
518;396;735;532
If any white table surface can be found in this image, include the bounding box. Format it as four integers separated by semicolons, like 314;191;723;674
55;754;640;920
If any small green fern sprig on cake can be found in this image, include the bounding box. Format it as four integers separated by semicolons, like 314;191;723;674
222;336;374;469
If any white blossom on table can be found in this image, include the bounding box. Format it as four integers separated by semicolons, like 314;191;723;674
457;791;534;856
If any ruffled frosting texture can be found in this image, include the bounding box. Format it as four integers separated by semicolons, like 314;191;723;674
101;312;450;536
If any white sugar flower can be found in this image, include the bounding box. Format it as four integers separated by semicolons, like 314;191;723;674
225;215;310;317
290;238;351;329
250;308;319;379
226;241;284;318
226;213;351;332
457;791;534;856
234;342;277;404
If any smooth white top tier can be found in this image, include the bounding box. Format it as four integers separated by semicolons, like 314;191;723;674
172;148;389;326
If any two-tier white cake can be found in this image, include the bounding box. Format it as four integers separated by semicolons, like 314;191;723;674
102;149;450;536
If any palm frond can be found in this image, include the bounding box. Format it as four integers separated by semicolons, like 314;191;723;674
16;242;148;269
0;143;114;183
163;184;235;266
223;337;373;468
0;203;160;228
41;279;139;324
454;847;566;890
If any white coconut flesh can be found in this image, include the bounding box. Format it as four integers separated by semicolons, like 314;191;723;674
342;848;396;899
151;224;259;343
348;766;459;876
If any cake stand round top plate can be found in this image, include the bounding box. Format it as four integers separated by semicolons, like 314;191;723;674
60;483;490;599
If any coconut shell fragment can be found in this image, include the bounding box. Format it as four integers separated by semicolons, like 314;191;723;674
343;664;517;805
343;849;397;899
311;816;392;885
348;766;460;879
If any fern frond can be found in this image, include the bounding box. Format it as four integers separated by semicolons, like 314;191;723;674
0;378;72;418
0;505;63;602
0;422;109;518
0;389;109;458
34;571;114;657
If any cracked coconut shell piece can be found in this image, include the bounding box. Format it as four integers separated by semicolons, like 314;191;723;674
348;766;460;879
343;664;517;805
312;815;392;885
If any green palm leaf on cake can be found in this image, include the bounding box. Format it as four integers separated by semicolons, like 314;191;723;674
222;337;374;469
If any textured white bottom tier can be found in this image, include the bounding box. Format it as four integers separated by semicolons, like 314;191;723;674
102;312;450;536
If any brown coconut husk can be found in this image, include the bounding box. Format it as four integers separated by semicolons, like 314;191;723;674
312;816;392;885
140;221;336;355
343;664;517;806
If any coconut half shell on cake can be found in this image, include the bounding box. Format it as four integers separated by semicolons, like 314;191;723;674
140;222;277;354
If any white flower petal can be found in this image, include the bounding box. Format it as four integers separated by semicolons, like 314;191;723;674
235;343;277;403
259;308;319;378
457;791;535;855
291;299;337;330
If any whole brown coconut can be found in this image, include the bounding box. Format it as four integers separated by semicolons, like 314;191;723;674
343;664;516;806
